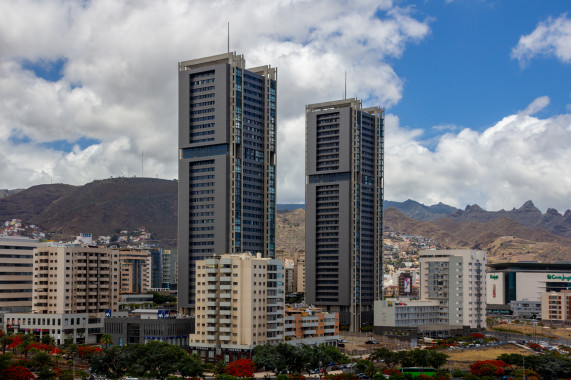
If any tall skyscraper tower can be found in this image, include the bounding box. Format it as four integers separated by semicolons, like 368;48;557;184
178;53;277;312
305;98;384;331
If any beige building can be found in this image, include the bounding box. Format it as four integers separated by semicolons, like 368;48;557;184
284;305;339;342
189;252;284;363
119;249;151;294
32;245;120;314
541;289;571;322
0;237;45;312
294;250;305;293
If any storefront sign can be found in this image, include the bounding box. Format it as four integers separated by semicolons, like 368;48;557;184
547;274;571;281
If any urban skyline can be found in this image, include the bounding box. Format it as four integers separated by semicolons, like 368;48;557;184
0;1;569;214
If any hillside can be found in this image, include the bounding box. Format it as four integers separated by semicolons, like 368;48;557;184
0;178;178;245
2;179;571;261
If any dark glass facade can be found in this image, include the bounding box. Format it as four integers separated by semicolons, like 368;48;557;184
178;53;277;311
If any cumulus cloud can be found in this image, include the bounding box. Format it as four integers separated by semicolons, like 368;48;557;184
512;13;571;65
386;96;571;213
0;0;430;200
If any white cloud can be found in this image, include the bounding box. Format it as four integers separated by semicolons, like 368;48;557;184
386;97;571;213
0;0;430;201
512;13;571;65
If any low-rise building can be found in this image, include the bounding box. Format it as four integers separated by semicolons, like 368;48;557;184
510;299;541;319
284;305;339;343
2;312;103;345
104;310;193;347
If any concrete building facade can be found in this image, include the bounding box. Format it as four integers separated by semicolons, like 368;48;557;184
0;237;44;312
541;290;571;322
178;52;277;312
294;250;306;293
119;249;151;294
284;305;339;341
305;99;384;331
3;312;103;345
189;252;284;362
419;250;486;329
487;262;571;306
32;245;120;315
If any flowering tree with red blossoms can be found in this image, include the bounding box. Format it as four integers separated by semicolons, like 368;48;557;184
470;360;510;377
224;358;257;378
3;365;36;380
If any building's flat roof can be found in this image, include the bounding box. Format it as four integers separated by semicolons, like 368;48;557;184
488;262;571;271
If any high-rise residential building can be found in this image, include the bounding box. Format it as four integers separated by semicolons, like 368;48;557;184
118;249;151;294
0;237;45;312
419;249;487;329
162;248;178;290
32;246;120;314
294;250;306;293
178;53;277;312
305;99;384;331
149;247;163;289
189;252;284;362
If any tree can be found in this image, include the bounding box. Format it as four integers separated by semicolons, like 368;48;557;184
40;335;55;346
370;348;398;369
225;358;257;378
136;341;188;380
355;359;377;378
100;334;113;349
426;350;448;369
17;333;38;360
2;365;36;380
178;353;204;378
1;331;15;355
30;350;54;371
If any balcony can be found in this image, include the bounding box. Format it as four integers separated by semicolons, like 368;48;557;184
220;335;231;341
219;327;231;333
220;310;231;316
206;302;217;307
205;310;217;315
206;326;217;332
206;285;218;290
219;318;231;324
219;292;231;298
303;330;317;335
206;318;217;324
220;302;231;307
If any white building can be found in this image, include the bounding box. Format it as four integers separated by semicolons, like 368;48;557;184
374;299;440;327
2;312;103;345
419;249;486;329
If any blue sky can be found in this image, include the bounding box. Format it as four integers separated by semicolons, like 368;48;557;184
0;0;570;213
391;0;570;143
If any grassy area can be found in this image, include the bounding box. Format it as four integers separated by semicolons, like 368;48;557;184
446;345;534;371
490;323;570;340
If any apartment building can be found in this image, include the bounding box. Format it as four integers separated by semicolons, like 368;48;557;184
419;249;486;329
541;289;571;322
189;252;284;363
305;99;384;331
284;305;339;343
294;250;306;293
178;52;278;313
118;248;151;294
0;237;45;312
32;245;120;314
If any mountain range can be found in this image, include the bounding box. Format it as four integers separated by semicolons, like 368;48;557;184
1;178;570;261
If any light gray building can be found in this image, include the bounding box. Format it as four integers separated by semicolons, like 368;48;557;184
419;249;487;329
178;53;277;313
305;99;384;331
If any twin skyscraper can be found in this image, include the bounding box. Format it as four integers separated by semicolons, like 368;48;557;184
178;52;384;331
